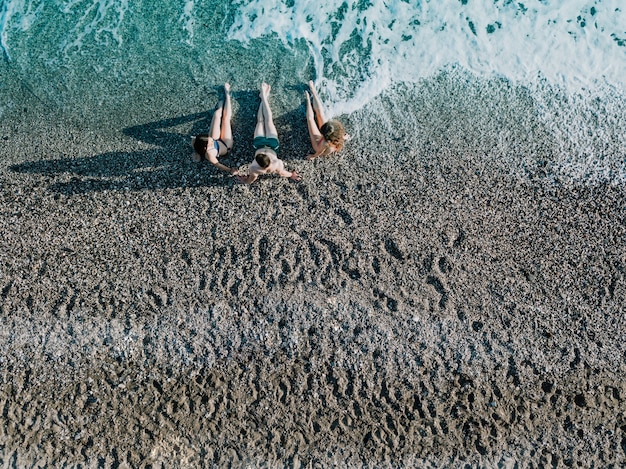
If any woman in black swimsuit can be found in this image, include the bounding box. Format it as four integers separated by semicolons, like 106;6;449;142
191;83;239;175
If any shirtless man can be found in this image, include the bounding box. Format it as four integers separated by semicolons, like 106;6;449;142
237;83;301;184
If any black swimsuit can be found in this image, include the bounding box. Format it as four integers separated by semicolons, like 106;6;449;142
209;139;232;159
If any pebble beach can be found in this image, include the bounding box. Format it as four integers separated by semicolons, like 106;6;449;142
1;69;625;466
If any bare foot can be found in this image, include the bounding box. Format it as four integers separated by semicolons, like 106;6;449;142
308;80;319;98
261;82;271;98
224;82;230;92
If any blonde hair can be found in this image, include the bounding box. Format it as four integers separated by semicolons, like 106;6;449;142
320;120;345;152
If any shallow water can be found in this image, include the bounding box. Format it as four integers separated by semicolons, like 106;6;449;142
1;3;626;466
1;0;625;183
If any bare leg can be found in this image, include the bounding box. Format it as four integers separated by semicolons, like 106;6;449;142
305;91;324;151
209;101;223;140
260;83;278;139
220;83;233;150
308;80;327;128
254;101;265;139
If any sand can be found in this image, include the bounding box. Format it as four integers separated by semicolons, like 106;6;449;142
1;77;625;468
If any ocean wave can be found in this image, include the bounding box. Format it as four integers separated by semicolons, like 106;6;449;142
59;0;130;55
228;0;626;115
0;0;43;60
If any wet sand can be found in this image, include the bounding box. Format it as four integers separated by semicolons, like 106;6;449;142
1;78;625;467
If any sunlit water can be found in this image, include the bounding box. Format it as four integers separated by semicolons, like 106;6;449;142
1;0;625;183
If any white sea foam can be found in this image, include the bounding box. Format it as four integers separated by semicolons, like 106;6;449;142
1;0;131;57
228;0;626;115
60;0;130;55
0;0;42;59
180;0;195;46
1;0;624;184
532;80;626;184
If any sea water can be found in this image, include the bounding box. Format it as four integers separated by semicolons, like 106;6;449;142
1;0;625;183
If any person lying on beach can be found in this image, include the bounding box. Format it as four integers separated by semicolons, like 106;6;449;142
236;83;301;184
191;83;239;175
304;80;350;160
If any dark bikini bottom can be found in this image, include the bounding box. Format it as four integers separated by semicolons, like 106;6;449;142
253;136;280;153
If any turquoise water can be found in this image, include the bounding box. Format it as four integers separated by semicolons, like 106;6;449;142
0;1;314;125
2;0;625;183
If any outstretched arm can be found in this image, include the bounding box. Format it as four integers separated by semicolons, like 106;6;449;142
207;153;239;175
277;169;301;181
272;158;300;180
236;173;258;184
307;143;333;160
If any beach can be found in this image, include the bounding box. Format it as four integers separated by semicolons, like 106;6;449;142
1;68;625;466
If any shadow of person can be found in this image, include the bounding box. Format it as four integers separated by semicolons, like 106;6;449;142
9;110;236;195
273;103;310;162
9;89;313;195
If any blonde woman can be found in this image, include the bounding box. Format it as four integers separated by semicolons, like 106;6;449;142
304;80;349;160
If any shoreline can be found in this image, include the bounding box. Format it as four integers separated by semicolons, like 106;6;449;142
1;79;625;466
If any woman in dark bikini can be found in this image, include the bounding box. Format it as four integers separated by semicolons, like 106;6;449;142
191;83;239;175
304;80;350;160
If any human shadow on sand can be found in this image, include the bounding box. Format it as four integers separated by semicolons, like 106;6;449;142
10;90;310;195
